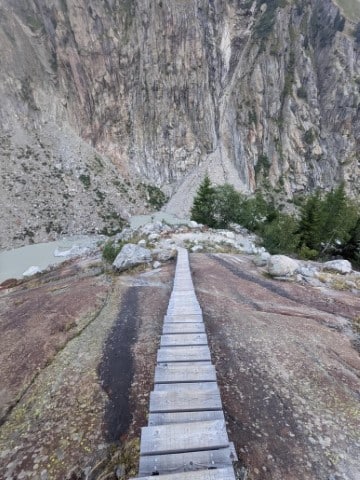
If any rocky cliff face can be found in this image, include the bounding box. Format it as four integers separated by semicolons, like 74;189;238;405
0;0;359;247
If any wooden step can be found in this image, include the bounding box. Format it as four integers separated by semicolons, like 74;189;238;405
139;420;229;456
132;468;236;480
139;447;234;475
162;322;205;334
160;333;208;346
165;314;203;323
148;410;225;426
154;363;216;383
154;382;218;392
150;389;222;413
157;345;211;363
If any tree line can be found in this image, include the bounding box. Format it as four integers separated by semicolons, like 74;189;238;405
190;176;360;266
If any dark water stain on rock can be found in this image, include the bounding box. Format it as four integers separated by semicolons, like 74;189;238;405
98;286;140;442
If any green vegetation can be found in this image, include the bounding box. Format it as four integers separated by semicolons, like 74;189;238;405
255;154;271;178
137;183;168;210
190;175;217;227
304;128;315;144
254;0;284;41
191;178;360;266
102;240;124;263
79;174;91;189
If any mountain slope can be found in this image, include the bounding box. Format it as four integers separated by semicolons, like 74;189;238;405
0;0;359;246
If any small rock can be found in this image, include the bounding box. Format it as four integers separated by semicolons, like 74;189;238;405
148;233;159;241
298;266;317;277
253;251;270;267
323;259;352;274
22;266;42;277
153;261;161;269
188;220;200;228
113;244;151;272
137;239;146;247
267;255;300;277
191;245;203;252
115;464;126;479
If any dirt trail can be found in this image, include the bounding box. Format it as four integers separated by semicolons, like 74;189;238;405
190;253;360;480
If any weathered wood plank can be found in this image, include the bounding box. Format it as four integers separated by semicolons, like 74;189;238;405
165;314;203;323
131;468;236;480
149;389;222;413
157;345;211;363
148;410;225;426
160;333;208;346
139;420;229;455
154;363;216;383
162;323;205;334
154;382;218;392
139;447;234;475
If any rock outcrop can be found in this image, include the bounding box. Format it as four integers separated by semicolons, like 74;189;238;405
0;0;359;247
112;244;151;272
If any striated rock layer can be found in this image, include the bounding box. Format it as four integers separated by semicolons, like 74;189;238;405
0;0;359;246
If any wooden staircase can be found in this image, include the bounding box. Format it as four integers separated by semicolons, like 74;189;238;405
131;248;237;479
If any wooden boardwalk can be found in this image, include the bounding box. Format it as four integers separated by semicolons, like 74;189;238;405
131;248;237;479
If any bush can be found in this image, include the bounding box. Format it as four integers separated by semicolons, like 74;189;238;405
102;240;123;263
261;213;300;254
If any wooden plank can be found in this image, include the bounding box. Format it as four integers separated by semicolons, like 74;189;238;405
131;468;236;480
154;382;218;392
162;323;205;334
148;410;225;426
149;389;222;413
160;333;208;346
165;314;203;323
154;363;216;383
139;447;234;475
139;420;229;455
157;345;211;363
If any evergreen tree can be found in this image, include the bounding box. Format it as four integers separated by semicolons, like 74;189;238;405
297;190;323;251
213;184;242;228
341;216;360;266
190;175;216;227
321;184;358;254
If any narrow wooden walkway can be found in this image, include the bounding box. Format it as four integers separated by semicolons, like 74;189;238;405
131;248;237;479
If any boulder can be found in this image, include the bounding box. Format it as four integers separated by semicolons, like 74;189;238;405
114;227;135;242
191;244;203;252
152;248;177;262
140;222;163;235
267;255;300;277
188;220;200;229
253;251;271;267
323;260;352;274
113;244;151;272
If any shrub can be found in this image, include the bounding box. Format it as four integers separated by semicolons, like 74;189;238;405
102;240;123;263
261;213;300;254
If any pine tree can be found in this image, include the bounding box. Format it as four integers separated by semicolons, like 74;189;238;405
321;184;358;253
297;190;323;251
213;184;242;228
190;175;216;227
